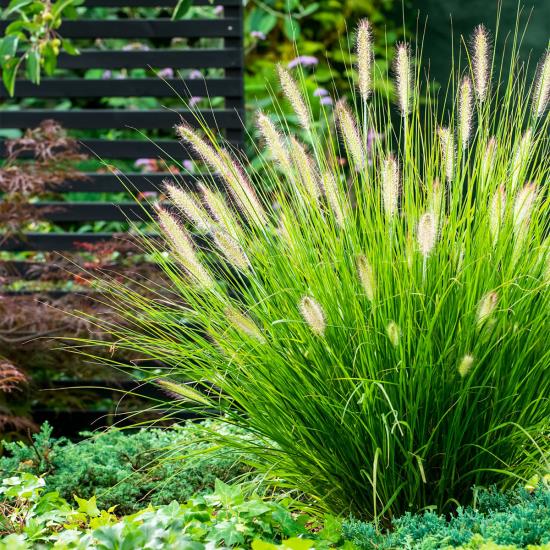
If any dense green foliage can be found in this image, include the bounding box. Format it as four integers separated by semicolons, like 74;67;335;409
1;469;549;549
0;421;254;514
343;483;550;549
74;15;550;520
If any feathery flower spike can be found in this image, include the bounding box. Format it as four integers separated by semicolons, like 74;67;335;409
226;308;265;343
430;178;444;227
356;19;373;101
471;24;491;102
476;291;498;326
277;64;311;131
510;130;532;192
299;296;326;336
480;137;497;186
177;124;267;226
157;207;214;289
290;137;321;200
212;228;250;271
394;43;412;116
386;321;400;347
335;99;365;169
198;183;239;238
489;185;506;246
458;354;474;378
513;183;537;235
164;181;212;232
532;48;550;118
256;111;293;174
438;127;455;183
357;255;375;302
382;154;400;219
322;172;345;227
459;76;473;149
417;212;437;258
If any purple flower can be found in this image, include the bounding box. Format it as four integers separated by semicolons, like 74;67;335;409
134;158;157;172
313;87;329;97
214;5;223;15
101;70;112;80
287;56;318;69
320;96;333;106
182;160;194;172
250;30;266;40
158;68;174;79
189;96;202;107
189;70;203;80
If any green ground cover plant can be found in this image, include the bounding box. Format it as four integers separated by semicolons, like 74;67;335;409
0;470;548;549
0;420;255;514
72;14;550;522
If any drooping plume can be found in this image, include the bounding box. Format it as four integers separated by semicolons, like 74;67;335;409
177;124;267;226
256;111;293;174
438;127;455;183
356;19;373;101
290;137;321;200
299;296;326;336
212;228;250;271
458;76;473;149
226;308;265;343
164;181;212;232
277;64;311;131
335;99;365;168
394;43;412;116
532;48;550;118
198;183;239;238
382;154;400;219
157;207;214;289
471;24;491;102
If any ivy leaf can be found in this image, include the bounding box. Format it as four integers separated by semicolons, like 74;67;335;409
172;0;191;20
73;495;101;517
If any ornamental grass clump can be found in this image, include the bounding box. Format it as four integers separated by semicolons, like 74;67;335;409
76;21;549;522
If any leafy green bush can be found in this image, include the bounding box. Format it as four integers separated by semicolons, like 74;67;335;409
0;474;346;549
0;421;254;514
342;483;550;549
73;14;550;521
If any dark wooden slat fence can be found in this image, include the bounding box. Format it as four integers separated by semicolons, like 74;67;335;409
0;0;245;431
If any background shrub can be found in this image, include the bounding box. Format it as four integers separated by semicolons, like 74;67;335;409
0;420;255;514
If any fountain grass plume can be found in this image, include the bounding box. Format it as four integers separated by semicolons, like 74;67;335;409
73;16;550;522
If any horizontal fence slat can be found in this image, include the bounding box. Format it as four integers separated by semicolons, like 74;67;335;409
52;49;242;69
0;109;243;129
0;233;156;252
0;78;242;99
52;173;222;193
0;138;243;159
0;19;240;39
31;202;155;222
